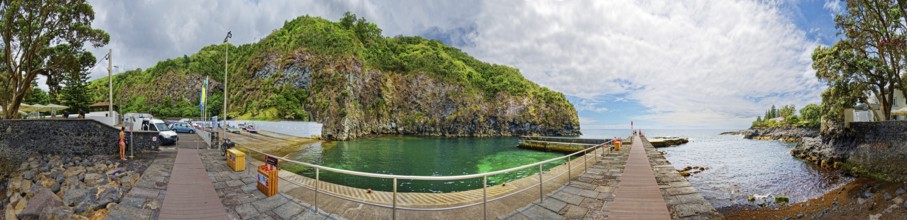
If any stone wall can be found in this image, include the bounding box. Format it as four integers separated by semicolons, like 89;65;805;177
0;119;159;156
847;121;907;180
794;121;907;181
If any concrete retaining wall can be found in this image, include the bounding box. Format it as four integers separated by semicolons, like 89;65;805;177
0;119;159;156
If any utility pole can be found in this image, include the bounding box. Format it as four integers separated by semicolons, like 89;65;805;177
108;49;113;122
222;31;231;148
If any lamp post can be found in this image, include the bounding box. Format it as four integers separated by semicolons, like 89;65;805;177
222;31;231;148
107;49;113;121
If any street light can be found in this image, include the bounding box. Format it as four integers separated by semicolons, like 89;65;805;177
105;50;113;123
222;31;231;148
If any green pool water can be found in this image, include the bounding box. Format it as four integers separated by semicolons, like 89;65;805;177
281;136;567;193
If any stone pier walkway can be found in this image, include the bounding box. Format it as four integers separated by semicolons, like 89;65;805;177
505;142;631;219
609;136;671;219
157;135;228;219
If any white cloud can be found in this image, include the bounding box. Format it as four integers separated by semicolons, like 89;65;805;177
465;0;824;128
823;0;843;13
82;0;825;129
574;98;609;113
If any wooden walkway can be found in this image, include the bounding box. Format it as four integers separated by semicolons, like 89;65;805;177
610;135;671;219
159;135;228;220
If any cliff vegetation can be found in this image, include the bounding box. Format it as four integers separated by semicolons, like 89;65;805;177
88;13;580;140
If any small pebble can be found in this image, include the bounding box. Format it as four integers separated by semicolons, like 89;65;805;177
862;192;873;199
884;192;892;200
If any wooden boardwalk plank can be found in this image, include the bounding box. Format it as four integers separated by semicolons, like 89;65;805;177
610;136;671;220
159;146;228;220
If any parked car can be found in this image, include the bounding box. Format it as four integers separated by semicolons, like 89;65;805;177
227;126;241;134
149;119;179;145
170;122;196;133
243;125;258;134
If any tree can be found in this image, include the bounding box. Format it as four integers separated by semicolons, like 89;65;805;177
820;0;907;121
812;43;876;121
340;11;356;29
58;52;95;112
769;105;777;119
780;105;796;118
799;104;821;128
0;0;110;119
22;80;49;105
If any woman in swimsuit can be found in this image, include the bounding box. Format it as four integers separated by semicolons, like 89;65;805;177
119;127;127;161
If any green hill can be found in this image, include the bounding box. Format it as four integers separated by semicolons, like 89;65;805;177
88;14;580;140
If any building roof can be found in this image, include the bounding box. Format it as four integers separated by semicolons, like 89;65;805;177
89;102;118;108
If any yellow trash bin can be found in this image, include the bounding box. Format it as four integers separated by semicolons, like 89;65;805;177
226;149;246;171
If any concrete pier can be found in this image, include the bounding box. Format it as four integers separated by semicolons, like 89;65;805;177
517;136;611;153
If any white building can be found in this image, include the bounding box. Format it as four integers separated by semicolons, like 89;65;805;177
860;89;907;121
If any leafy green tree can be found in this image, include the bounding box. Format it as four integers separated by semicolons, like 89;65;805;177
58;48;96;112
818;0;906;121
22;81;49;105
779;105;796;118
0;0;110;118
799;104;821;128
785;115;800;126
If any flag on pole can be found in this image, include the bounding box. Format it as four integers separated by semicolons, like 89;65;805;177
200;77;207;112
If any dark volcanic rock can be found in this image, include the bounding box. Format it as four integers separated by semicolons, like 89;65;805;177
740;127;819;141
17;188;62;220
792;121;907;181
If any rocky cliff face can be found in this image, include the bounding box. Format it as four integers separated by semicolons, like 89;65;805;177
96;15;582;140
247;52;580;140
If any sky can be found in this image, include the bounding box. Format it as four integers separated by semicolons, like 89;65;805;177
67;0;845;130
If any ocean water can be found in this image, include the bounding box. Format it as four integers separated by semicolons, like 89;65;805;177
278;129;850;204
583;129;851;208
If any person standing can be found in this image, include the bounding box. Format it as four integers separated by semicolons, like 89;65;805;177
78;109;85;119
119;127;127;161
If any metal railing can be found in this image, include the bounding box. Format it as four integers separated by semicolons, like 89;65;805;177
238;143;610;220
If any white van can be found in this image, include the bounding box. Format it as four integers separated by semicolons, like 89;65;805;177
148;119;179;145
123;113;178;145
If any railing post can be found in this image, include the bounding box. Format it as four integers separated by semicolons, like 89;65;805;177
315;167;319;213
567;156;571;184
538;164;543;202
583;149;588;171
393;178;398;220
483;175;488;220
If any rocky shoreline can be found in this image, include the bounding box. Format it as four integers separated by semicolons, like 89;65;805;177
2;153;152;219
720;127;818;142
720;121;907;218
